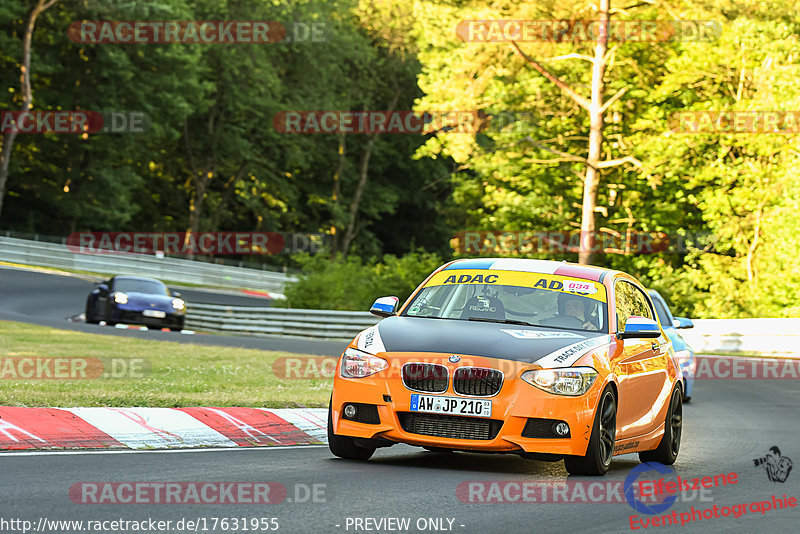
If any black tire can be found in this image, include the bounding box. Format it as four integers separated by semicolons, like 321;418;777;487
84;297;98;324
639;385;682;465
683;396;691;404
564;386;616;476
327;400;375;461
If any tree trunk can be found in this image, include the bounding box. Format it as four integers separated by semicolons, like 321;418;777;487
340;133;378;255
330;131;347;257
0;0;58;219
338;88;400;256
578;0;610;266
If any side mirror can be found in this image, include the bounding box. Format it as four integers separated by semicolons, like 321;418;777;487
172;291;182;298
370;296;399;318
97;284;108;292
618;316;661;339
673;316;694;329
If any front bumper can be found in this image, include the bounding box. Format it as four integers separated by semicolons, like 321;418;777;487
110;305;185;328
331;352;605;457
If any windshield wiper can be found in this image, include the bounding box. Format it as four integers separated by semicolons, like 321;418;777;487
467;317;535;326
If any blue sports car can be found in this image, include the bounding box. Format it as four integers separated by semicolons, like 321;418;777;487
85;275;186;331
648;290;695;402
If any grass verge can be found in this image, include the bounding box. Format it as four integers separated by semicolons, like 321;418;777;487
0;320;332;408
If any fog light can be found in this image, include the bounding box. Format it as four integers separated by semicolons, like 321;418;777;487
555;422;570;436
344;404;357;418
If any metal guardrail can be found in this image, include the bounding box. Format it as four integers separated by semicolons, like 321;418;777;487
186;303;378;340
0;236;293;293
186;306;800;352
682;319;800;356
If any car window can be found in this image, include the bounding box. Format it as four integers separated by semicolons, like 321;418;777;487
615;280;653;331
651;297;671;327
112;278;169;295
403;270;609;333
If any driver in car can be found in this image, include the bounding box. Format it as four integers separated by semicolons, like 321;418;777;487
560;293;599;331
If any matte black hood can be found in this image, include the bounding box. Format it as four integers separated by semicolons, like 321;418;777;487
375;316;607;364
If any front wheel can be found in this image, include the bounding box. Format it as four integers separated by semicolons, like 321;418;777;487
564;386;616;476
327;401;375;461
639;385;682;465
85;298;99;324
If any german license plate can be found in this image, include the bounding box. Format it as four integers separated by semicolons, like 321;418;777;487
410;394;492;418
142;310;166;318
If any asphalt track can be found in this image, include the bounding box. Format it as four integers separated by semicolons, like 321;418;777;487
1;265;799;533
2;378;799;533
0;266;347;355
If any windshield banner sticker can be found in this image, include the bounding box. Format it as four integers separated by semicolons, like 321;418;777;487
424;270;607;302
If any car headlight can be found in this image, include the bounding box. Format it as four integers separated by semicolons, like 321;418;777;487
172;298;185;310
340;347;388;378
521;367;598;396
113;292;128;304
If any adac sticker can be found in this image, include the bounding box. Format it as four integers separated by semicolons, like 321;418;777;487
501;329;584;340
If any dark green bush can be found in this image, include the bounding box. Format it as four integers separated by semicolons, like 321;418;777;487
279;252;443;311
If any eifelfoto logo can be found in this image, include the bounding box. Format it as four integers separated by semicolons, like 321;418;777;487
753;446;793;483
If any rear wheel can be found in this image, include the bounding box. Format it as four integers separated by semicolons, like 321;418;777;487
564;386;616;476
639;385;682;465
327;400;375;460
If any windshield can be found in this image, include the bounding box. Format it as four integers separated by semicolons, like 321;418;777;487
403;269;608;333
112;278;169;295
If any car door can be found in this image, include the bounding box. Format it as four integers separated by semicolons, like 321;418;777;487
613;280;670;439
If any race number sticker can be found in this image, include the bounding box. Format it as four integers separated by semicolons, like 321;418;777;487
564;280;598;295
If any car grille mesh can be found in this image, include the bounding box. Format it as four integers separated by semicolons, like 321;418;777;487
402;363;448;393
453;367;503;396
398;412;502;441
343;403;381;425
521;418;570;438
